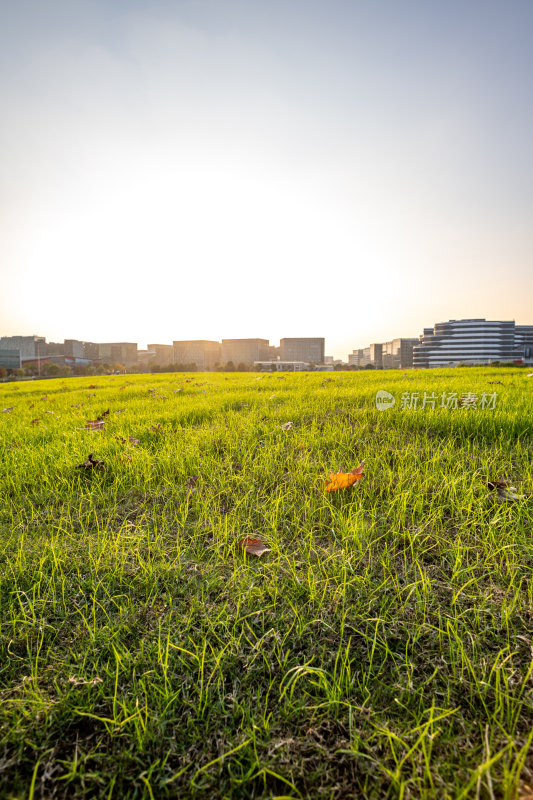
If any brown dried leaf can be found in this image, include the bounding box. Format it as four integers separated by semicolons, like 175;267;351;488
185;475;199;498
281;421;293;431
488;479;523;502
31;419;40;425
85;420;105;431
239;536;271;558
78;453;104;471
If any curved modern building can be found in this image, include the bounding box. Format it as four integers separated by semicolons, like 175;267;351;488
413;319;531;368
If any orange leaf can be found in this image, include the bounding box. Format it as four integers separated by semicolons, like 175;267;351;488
239;537;271;557
325;461;365;493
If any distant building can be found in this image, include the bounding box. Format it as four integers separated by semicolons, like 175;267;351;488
146;344;174;366
382;338;418;369
349;338;416;369
221;339;270;366
348;349;364;367
0;335;45;359
64;340;85;359
413;319;529;368
0;349;22;370
98;343;138;365
173;340;222;369
280;338;325;364
254;361;312;372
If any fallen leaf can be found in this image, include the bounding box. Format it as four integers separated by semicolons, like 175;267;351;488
29;403;35;409
114;436;139;446
98;409;110;418
239;537;271;557
31;418;40;425
326;461;365;492
78;453;104;470
174;388;183;393
85;420;105;431
488;479;523;502
186;475;199;498
146;423;163;432
88;384;98;389
68;675;103;687
2;407;14;413
281;422;293;430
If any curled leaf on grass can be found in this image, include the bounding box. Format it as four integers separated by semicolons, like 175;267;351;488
78;453;104;471
174;388;183;393
2;407;14;413
31;419;40;425
487;479;524;502
29;403;35;409
239;537;271;557
98;409;110;418
88;385;98;389
185;475;199;498
85;420;105;431
281;422;293;431
326;461;365;493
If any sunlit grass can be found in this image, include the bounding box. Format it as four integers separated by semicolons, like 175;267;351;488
1;368;532;798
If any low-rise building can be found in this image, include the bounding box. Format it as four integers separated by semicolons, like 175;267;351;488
147;344;174;366
221;339;270;366
173;340;222;369
0;349;22;370
0;335;46;359
254;361;311;372
280;338;325;364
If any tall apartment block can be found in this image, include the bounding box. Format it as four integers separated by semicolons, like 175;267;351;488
221;339;270;366
173;340;222;369
279;338;325;364
412;319;530;368
382;338;418;369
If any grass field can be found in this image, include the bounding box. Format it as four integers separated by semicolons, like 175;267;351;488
1;368;532;799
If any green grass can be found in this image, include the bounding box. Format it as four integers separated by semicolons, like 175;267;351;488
1;368;532;799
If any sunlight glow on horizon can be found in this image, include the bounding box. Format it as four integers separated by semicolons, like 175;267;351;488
1;0;532;358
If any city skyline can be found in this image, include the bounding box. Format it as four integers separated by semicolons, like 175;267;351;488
2;318;532;369
1;1;533;357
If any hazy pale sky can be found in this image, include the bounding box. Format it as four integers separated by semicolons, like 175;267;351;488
1;0;532;357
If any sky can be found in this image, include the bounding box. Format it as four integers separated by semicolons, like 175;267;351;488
1;0;532;358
